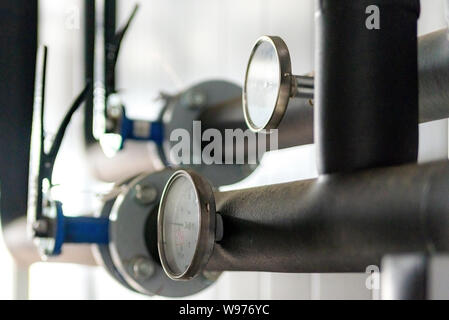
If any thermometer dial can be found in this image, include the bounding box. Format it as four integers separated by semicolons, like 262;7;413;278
243;36;313;132
157;170;216;280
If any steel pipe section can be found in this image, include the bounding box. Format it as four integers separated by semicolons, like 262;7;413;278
205;161;449;273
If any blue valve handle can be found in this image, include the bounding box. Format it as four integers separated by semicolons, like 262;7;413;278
52;201;109;256
113;107;164;151
120;115;164;145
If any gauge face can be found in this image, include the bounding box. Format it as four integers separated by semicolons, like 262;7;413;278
160;174;200;276
244;39;280;130
243;36;292;132
158;170;216;280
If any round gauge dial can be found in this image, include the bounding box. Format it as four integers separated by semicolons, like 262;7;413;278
243;36;292;132
160;175;200;275
158;170;216;280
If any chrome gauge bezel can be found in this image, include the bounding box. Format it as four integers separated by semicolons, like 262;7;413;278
157;170;216;281
242;35;293;132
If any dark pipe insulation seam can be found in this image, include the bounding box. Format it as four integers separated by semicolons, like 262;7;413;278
205;160;449;273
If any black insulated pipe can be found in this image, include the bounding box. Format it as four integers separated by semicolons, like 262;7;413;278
315;0;420;174
104;0;116;97
84;0;96;145
0;0;37;227
205;161;449;273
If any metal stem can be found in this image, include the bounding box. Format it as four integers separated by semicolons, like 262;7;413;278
292;75;314;99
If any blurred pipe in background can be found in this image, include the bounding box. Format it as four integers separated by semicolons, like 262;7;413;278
0;0;36;229
445;0;449;34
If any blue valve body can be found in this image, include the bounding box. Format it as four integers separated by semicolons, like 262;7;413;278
52;201;109;255
120;110;164;147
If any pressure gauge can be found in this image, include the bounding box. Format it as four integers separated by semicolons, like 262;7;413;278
243;36;314;132
157;170;220;281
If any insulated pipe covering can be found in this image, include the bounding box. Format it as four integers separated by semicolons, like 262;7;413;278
315;0;420;173
205;161;449;273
